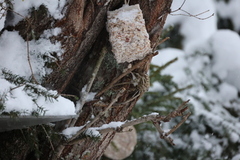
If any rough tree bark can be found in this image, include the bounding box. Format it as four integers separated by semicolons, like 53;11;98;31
0;0;173;159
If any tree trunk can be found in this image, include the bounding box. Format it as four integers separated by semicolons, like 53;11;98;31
0;0;172;159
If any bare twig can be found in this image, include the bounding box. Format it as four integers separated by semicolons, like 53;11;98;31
1;5;39;84
98;100;190;133
152;120;175;146
96;100;191;146
165;112;191;136
163;99;190;122
98;113;162;134
158;37;170;45
53;47;108;160
86;47;107;93
26;34;39;84
41;125;55;152
67;87;126;144
69;47;107;127
60;93;79;100
170;0;214;20
95;52;158;98
171;0;187;13
10;84;25;91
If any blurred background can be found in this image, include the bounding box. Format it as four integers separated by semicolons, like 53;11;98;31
128;0;240;159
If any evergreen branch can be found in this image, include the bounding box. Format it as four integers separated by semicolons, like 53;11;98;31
143;85;192;107
150;57;178;74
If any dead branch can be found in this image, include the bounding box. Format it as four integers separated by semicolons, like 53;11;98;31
88;100;191;146
1;5;39;84
165;112;191;136
26;34;39;84
53;88;126;160
41;125;55;152
170;0;214;20
67;87;126;143
152;120;175;146
95;52;158;98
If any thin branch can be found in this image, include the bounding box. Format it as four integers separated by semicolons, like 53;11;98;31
67;88;126;144
98;100;190;134
96;100;191;146
152;120;175;146
165;112;191;136
54;46;108;160
95;52;158;98
171;0;187;13
171;9;214;20
69;47;107;127
26;34;39;84
1;5;39;83
86;47;107;94
60;93;79;100
10;84;25;91
170;0;214;20
41;125;55;152
163;99;190;122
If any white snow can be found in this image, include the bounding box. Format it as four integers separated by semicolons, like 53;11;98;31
209;29;240;90
166;0;217;54
0;31;30;77
35;96;75;116
10;0;66;25
75;85;96;114
0;0;240;158
115;5;139;21
62;121;125;139
0;1;75;116
0;79;75;115
150;0;240;158
218;82;238;102
3;85;34;113
98;121;125;130
0;0;6;30
230;132;239;143
62;126;83;139
152;48;188;86
149;112;159;116
0;30;75;116
216;0;240;31
232;154;240;160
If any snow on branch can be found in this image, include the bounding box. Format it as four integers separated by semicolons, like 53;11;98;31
65;100;191;146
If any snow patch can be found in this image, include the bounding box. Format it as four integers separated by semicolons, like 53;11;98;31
216;0;240;31
209;30;240;90
10;0;66;25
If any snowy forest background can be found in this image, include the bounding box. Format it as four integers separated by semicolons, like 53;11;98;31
0;0;240;159
129;0;240;160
